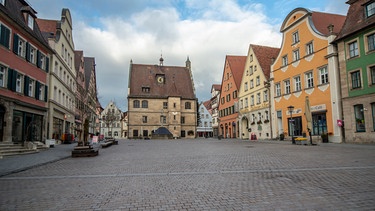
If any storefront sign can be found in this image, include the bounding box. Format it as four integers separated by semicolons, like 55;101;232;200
311;104;326;112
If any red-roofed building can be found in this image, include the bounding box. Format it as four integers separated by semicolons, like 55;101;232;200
270;8;346;143
197;100;213;138
218;55;246;138
210;84;221;137
238;44;280;140
0;0;53;143
127;57;197;139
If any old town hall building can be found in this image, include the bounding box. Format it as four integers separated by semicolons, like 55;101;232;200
127;57;197;139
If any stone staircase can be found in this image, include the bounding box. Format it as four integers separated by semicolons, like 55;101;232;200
0;142;47;159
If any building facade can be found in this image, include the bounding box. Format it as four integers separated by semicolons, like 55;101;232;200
121;111;128;138
218;55;246;138
238;44;279;140
37;9;76;142
210;84;221;137
0;0;52;143
197;100;213;138
271;8;346;143
99;101;122;139
127;57;197;139
334;0;375;143
83;57;99;137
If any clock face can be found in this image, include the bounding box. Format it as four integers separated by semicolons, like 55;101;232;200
157;76;164;84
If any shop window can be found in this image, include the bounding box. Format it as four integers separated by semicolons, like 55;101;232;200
312;113;327;135
354;104;366;132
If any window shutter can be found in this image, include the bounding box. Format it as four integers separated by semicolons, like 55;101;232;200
24;76;29;96
11;69;17;92
7;68;13;90
35;81;40;100
0;25;10;49
13;34;19;54
44;85;48;102
25;42;30;62
36;50;41;68
45;57;50;72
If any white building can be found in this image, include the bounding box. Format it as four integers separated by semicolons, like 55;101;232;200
197;101;213;138
210;84;221;137
100;101;122;139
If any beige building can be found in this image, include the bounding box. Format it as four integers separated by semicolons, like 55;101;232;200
238;44;280;140
127;57;197;139
37;9;76;142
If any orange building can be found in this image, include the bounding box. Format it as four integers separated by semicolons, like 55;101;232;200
270;8;346;143
218;55;246;138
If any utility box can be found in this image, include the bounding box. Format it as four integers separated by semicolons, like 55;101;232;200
45;139;56;148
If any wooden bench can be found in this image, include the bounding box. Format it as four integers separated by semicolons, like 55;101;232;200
101;138;117;148
72;145;98;157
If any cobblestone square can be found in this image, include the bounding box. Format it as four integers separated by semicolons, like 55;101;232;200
1;139;375;210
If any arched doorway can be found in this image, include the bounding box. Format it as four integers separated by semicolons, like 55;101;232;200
241;116;249;139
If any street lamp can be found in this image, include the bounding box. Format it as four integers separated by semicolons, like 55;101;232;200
287;105;295;144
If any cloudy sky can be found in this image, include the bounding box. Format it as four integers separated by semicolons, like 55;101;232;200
28;0;349;111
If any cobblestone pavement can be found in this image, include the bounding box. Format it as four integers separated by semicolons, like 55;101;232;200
0;139;374;211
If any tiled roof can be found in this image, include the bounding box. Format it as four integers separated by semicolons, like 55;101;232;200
311;11;346;36
84;57;95;90
74;50;83;73
36;19;58;40
226;55;247;90
251;44;280;79
335;0;375;41
128;62;196;99
203;100;211;110
212;84;221;91
0;0;51;51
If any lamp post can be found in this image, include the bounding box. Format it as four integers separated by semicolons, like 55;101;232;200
287;105;295;144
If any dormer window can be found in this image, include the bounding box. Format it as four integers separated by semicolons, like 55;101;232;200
27;14;34;28
366;2;375;17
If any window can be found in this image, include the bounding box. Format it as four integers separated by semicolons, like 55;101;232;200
292;31;299;44
28;78;34;97
306;42;314;55
16;73;23;93
256;93;261;104
319;66;329;84
245;98;248;108
294;76;301;91
293;49;300;61
254;65;257;72
141;100;148;108
160;115;166;124
163;102;168;109
181;116;185;124
29;45;36;64
142;116;147;123
27;14;34;29
185;102;191;109
275;83;281;97
133;130;138;137
250;54;253;62
354;104;365;132
256;76;260;86
263;90;268;102
16;36;26;57
226;94;231;102
142;87;150;93
0;24;11;48
250;95;254;106
233;90;237;99
371;66;375;85
282;55;288;66
351;70;361;89
367;33;375;52
249;66;253;75
244;82;248;91
366;2;375;17
0;0;4;6
38;84;44;101
0;64;5;87
250;79;254;88
61;44;64;58
305;72;314;88
348;41;359;58
133;100;140;108
284;79;291;94
372;103;375;131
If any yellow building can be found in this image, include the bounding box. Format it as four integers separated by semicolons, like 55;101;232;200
127;57;197;139
238;44;279;140
270;8;346;143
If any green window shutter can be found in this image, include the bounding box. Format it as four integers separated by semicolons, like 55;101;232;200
13;34;19;54
7;68;13;90
25;42;30;62
36;50;41;68
44;85;48;102
0;24;10;49
35;81;40;100
45;57;50;72
24;76;29;96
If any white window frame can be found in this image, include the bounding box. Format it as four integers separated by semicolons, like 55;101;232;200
306;41;314;55
256;76;260;86
282;55;288;66
366;2;375;17
319;66;329;84
245;98;248;108
275;83;281;97
294;75;301;92
305;72;314;88
27;14;34;29
284;79;291;94
29;44;36;64
17;37;26;57
256;93;261;104
16;73;23;93
250;79;254;89
28;78;34;97
250;95;254;106
348;40;359;58
292;31;299;44
263;90;268;102
0;64;6;87
293;49;300;62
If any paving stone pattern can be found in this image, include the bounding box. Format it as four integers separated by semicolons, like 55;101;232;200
0;139;374;210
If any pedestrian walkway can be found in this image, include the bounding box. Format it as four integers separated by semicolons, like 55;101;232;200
0;143;76;177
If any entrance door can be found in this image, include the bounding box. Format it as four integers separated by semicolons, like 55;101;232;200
0;106;4;142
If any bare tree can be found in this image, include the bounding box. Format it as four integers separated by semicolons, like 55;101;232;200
102;109;117;138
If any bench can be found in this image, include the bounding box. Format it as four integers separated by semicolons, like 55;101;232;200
72;145;98;157
100;138;117;148
294;137;308;145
